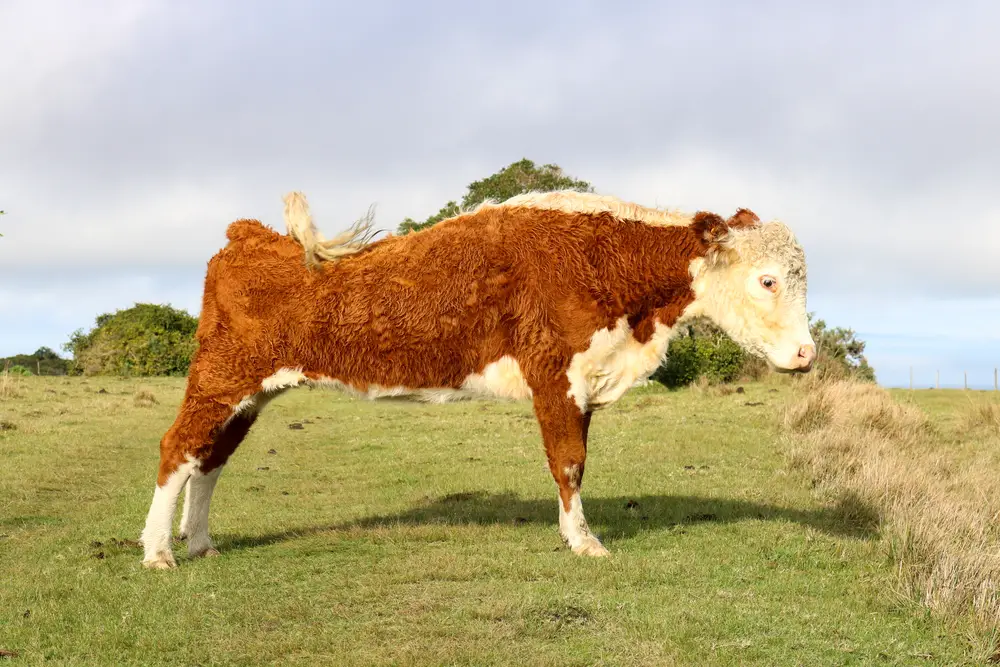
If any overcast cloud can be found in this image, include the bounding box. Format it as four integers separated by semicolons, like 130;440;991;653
2;0;998;387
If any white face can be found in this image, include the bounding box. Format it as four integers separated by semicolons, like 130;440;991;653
690;223;816;373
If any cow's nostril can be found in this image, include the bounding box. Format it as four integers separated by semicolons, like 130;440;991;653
798;344;817;365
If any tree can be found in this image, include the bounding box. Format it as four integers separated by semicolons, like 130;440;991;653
0;209;4;237
398;159;593;234
0;347;70;376
63;303;199;376
807;316;876;382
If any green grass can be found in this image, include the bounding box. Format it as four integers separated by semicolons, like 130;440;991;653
0;377;982;665
890;387;1000;425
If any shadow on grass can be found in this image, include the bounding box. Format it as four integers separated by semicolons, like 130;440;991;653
219;490;876;552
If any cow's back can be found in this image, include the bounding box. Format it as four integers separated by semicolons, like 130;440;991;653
199;210;594;392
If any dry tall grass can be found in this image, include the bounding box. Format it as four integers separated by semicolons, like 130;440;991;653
0;368;22;400
963;400;1000;434
784;381;1000;635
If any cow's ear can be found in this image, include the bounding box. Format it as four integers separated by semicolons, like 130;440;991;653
727;208;760;228
691;212;730;246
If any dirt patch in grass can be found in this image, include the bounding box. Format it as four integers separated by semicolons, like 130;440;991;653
536;603;591;628
690;376;740;397
133;389;158;408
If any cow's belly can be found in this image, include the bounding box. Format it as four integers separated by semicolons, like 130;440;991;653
249;355;533;406
237;317;674;414
345;355;533;403
566;317;676;411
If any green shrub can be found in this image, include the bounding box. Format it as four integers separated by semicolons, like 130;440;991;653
4;365;33;376
653;330;748;389
654;336;708;388
63;303;198;376
705;335;745;383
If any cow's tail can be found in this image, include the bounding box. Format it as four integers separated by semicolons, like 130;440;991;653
283;191;378;267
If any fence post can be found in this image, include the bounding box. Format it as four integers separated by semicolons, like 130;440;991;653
965;371;968;391
995;368;998;391
909;367;913;391
936;370;940;390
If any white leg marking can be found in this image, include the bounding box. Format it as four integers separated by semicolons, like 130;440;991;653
140;461;196;569
564;465;580;490
559;492;610;557
185;466;223;558
178;477;193;539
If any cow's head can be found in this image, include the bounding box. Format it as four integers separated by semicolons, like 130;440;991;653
687;209;815;373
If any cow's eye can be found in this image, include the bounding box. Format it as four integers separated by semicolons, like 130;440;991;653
760;276;778;292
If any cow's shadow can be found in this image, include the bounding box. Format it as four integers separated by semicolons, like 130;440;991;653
218;490;876;552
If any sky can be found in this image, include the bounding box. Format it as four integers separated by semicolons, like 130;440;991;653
1;0;998;388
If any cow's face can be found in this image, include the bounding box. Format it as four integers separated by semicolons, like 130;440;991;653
687;210;815;373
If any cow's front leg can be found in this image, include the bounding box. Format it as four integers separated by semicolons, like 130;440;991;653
533;391;609;557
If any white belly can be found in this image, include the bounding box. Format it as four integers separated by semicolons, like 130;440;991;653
248;355;533;407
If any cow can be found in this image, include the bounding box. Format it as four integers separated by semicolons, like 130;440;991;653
139;190;814;569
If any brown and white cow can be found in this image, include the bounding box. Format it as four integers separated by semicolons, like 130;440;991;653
140;190;814;568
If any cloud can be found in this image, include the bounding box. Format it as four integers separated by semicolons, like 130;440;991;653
0;0;161;137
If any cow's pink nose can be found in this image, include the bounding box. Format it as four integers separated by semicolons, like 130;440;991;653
798;344;816;370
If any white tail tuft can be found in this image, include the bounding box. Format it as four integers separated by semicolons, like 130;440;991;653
282;191;377;267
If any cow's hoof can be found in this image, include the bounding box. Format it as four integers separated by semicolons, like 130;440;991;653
142;552;177;569
190;547;220;559
572;537;610;558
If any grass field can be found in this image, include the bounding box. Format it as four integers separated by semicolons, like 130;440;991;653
0;376;991;665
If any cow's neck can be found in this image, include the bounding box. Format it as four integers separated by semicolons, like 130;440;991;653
589;221;705;343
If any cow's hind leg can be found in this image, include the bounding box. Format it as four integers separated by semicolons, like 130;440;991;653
181;411;257;558
178;478;194;539
180;467;223;558
140;394;257;568
533;391;608;557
